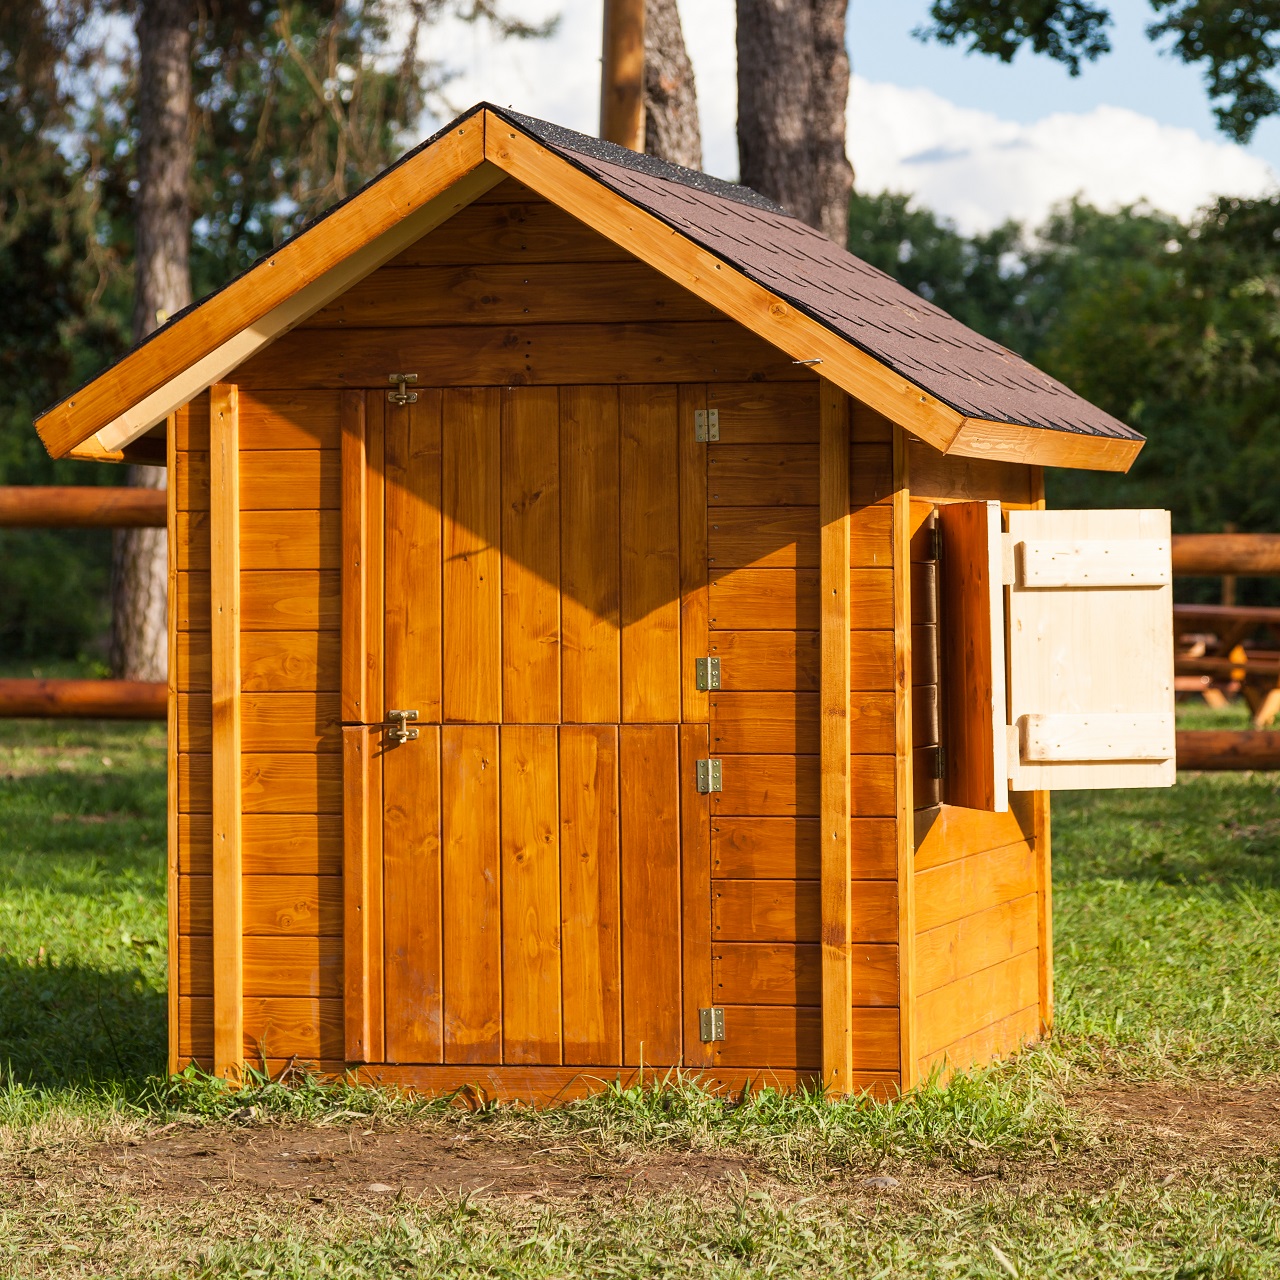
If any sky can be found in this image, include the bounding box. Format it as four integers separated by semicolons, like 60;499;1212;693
430;0;1280;235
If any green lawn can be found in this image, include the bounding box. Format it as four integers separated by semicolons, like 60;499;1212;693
1;712;1278;1278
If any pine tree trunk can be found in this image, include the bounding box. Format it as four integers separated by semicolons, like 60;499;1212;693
644;0;702;169
111;0;192;681
736;0;852;242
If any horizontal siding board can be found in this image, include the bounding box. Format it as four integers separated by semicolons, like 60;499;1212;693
711;631;819;692
915;842;1038;934
237;324;809;389
177;571;341;631
178;693;342;753
714;754;819;817
177;392;341;451
712;1006;898;1071
916;951;1041;1058
916;894;1039;996
706;383;820;442
177;510;339;571
914;797;1036;871
180;875;343;935
179;813;342;875
713;879;897;943
179;996;343;1061
713;942;897;1007
177;631;341;694
179;753;343;814
180;936;342;997
176;451;339;511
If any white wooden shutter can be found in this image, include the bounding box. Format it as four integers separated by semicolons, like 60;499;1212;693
1004;508;1175;792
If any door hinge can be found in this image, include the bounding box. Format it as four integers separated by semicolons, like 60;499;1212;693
388;372;419;405
928;522;942;562
699;1007;725;1042
696;758;723;793
694;409;719;442
932;745;946;779
695;656;721;691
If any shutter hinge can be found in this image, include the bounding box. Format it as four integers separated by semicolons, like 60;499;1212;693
696;758;723;793
695;656;721;691
694;409;719;442
699;1007;725;1042
932;745;946;779
928;522;942;562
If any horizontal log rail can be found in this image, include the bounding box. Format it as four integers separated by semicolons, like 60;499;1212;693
1177;730;1280;771
0;485;165;528
0;679;166;720
1172;533;1280;577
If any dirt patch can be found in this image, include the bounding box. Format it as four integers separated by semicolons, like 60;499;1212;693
15;1121;755;1207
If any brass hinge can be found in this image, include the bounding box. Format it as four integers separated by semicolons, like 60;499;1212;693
694;409;719;442
388;373;419;405
699;1007;725;1042
696;758;723;793
694;657;721;691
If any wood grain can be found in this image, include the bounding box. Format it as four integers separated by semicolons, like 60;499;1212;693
501;725;562;1064
560;385;621;724
915;842;1038;934
708;506;818;569
713;943;898;1007
560;725;622;1065
178;694;341;753
709;631;820;692
178;390;342;451
708;444;818;506
177;451;339;512
384;726;444;1063
713;754;820;817
916;950;1040;1058
442;388;503;723
709;568;820;631
177;631;341;693
619;385;680;723
706;383;820;443
915;894;1039;996
441;725;502;1063
342;726;383;1062
177;509;339;571
180;936;342;998
681;724;715;1069
385;390;443;721
181;875;343;935
502;388;561;723
619;725;682;1065
679;384;710;724
713;879;897;944
179;813;343;875
177;571;341;632
209;381;242;1080
180;753;343;814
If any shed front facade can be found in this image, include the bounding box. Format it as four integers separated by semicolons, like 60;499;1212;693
36;106;1173;1100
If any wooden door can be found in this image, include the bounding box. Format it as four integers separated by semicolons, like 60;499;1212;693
357;384;715;1069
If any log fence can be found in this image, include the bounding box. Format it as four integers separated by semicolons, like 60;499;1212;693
0;485;166;720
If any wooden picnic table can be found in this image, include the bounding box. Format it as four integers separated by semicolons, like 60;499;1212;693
1173;604;1280;725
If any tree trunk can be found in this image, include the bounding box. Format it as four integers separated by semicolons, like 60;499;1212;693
643;0;702;169
112;0;193;682
736;0;852;242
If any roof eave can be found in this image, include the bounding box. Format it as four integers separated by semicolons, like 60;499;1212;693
36;117;495;460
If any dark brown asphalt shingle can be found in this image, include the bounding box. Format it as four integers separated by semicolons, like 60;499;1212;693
496;107;1140;443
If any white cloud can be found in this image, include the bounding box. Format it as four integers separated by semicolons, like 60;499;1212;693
420;3;1277;234
850;77;1279;234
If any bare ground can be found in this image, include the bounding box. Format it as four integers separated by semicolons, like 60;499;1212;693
6;1080;1278;1212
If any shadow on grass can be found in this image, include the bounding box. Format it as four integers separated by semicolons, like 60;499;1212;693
0;953;166;1089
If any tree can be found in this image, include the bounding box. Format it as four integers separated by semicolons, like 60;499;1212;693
644;0;702;168
110;0;192;683
736;0;853;241
920;1;1280;142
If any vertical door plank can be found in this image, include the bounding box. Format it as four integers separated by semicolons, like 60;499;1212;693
385;392;443;721
892;426;917;1088
1030;466;1054;1035
620;385;681;723
560;386;621;724
443;388;502;723
679;385;710;722
680;723;714;1068
340;392;368;724
210;382;242;1080
166;413;180;1074
502;388;561;723
819;383;853;1094
620;724;682;1064
560;724;622;1064
364;395;386;728
384;726;443;1063
442;725;502;1062
342;726;373;1061
500;725;562;1063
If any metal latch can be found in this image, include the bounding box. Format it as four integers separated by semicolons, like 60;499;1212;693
699;1007;725;1042
694;657;721;691
696;758;722;794
694;409;719;442
383;708;419;744
388;373;419;406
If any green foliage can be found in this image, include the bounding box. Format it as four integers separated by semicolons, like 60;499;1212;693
920;1;1280;142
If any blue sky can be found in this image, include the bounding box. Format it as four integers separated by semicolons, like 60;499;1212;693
434;0;1280;233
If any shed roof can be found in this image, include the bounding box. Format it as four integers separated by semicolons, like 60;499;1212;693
35;104;1143;472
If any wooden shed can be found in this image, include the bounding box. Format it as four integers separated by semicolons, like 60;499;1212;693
35;106;1175;1100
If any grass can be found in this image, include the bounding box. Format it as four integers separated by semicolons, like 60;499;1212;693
1;709;1278;1277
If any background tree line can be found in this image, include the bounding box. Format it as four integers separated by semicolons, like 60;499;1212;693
3;0;1279;664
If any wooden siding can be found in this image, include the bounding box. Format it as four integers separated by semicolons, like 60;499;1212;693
903;446;1048;1080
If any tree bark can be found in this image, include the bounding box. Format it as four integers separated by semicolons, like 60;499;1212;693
736;0;853;242
112;0;193;681
643;0;702;169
